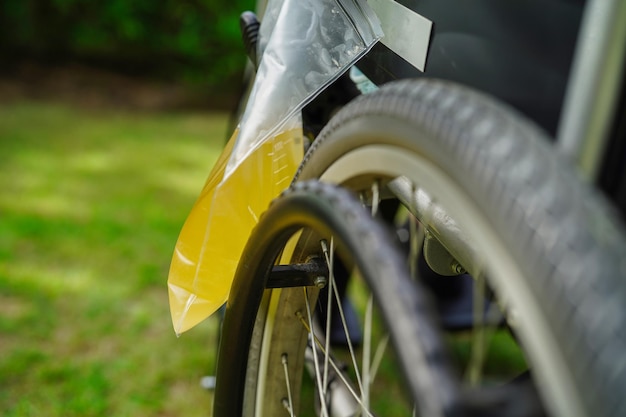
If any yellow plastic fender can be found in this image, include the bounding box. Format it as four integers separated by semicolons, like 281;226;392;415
166;0;383;335
167;128;303;334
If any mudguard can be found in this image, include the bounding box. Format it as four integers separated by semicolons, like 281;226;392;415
167;0;383;334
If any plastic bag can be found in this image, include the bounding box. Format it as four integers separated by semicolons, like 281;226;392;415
168;0;383;334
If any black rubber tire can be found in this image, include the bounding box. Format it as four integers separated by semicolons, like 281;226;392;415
213;180;459;417
293;79;626;417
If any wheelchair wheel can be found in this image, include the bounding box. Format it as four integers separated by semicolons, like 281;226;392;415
214;180;459;416
289;79;626;417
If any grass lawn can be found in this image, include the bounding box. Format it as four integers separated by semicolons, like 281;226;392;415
0;101;227;417
0;99;529;417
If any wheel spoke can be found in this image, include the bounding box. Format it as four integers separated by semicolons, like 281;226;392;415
362;295;374;412
408;184;425;280
466;270;505;387
322;239;334;399
281;354;296;417
303;287;330;417
321;239;366;399
296;311;374;417
409;212;420;279
371;180;380;217
467;271;487;386
369;334;389;384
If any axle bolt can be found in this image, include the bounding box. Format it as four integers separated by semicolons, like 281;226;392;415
451;261;466;275
313;276;327;288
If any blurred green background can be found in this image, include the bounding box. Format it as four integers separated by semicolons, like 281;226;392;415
0;0;254;86
0;0;253;415
0;104;227;417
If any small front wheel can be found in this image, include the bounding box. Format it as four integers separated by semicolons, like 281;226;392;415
214;180;460;417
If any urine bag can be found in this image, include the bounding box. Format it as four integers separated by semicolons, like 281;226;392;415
168;0;383;334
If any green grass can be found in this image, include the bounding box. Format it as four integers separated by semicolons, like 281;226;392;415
0;102;229;417
0;100;530;416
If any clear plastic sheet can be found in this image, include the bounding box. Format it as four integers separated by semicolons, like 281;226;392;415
229;0;383;175
168;0;382;334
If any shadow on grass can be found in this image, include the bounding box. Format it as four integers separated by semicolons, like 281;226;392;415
0;101;229;417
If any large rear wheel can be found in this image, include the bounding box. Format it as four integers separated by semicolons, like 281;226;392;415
292;79;626;417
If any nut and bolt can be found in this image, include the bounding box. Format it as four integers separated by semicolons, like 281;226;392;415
313;276;327;288
451;261;466;275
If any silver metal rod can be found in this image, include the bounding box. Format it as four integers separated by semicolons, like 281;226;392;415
388;177;479;275
556;0;626;180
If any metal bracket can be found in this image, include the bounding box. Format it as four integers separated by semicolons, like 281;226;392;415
266;258;329;289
